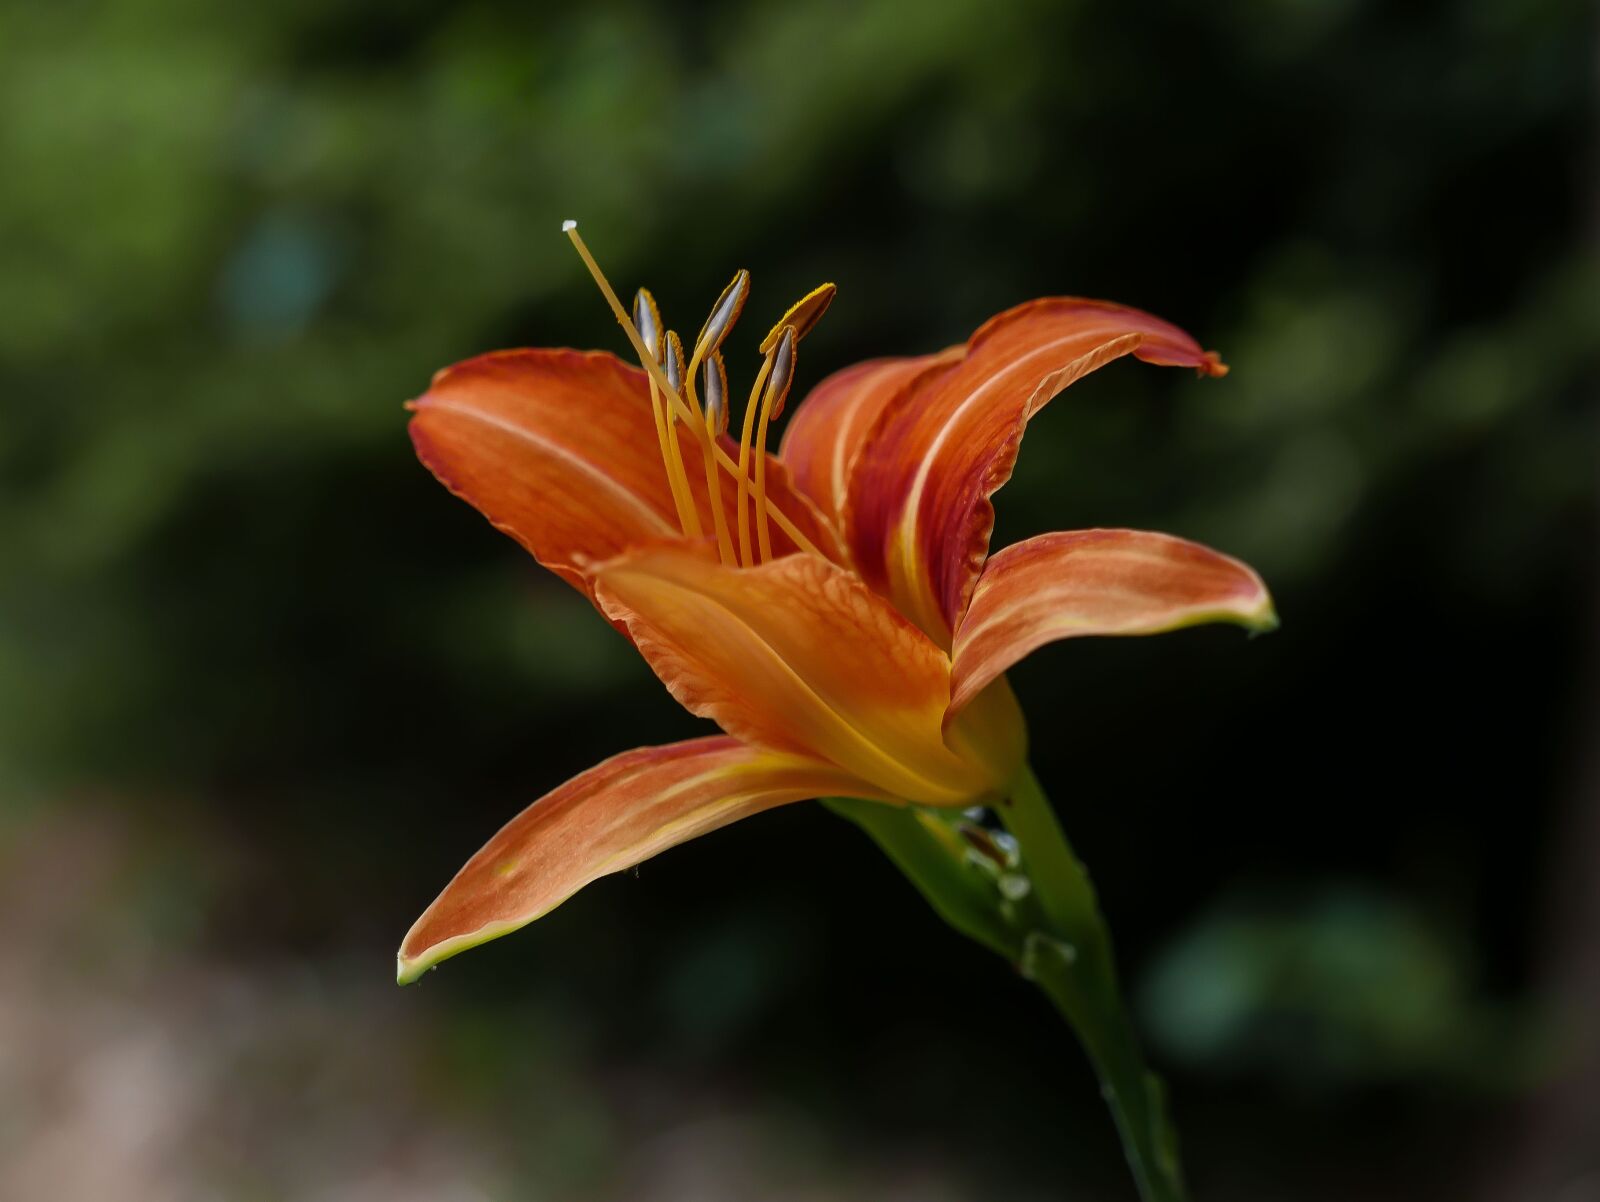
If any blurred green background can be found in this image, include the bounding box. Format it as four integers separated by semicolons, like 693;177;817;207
2;0;1596;1198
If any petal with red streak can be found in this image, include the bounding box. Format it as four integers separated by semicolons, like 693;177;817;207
409;349;841;611
846;299;1228;644
779;351;960;530
948;529;1275;718
591;546;1021;805
397;736;865;982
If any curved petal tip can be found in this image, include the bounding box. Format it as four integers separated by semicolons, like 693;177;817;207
396;922;520;985
1245;592;1280;634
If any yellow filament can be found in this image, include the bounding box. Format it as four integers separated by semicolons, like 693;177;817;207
563;223;824;562
734;358;773;567
647;377;701;538
753;381;779;563
661;404;699;537
683;354;737;567
724;445;823;560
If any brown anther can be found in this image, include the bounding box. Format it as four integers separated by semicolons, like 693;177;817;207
702;353;730;436
693;269;751;364
759;283;836;354
762;326;797;419
664;331;686;395
632;288;664;362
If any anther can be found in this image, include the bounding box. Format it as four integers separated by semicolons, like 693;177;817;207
762;325;797;419
692;270;751;366
664;331;686;393
702;353;730;437
632;288;663;362
759;283;835;354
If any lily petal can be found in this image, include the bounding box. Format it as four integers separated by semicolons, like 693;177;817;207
591;546;1021;805
780;351;960;530
397;736;863;983
409;349;841;611
846;299;1227;645
948;529;1276;718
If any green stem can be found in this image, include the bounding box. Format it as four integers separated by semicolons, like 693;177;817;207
1000;766;1186;1202
826;764;1186;1202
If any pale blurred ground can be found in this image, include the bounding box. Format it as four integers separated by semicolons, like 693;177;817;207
1;807;1036;1202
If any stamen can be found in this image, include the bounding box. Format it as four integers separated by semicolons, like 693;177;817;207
753;325;797;562
562;222;826;562
680;274;751;568
759;282;836;354
634;287;700;538
669;330;737;566
683;272;748;567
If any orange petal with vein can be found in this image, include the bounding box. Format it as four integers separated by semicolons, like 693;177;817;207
397;736;863;982
780;351;959;529
949;529;1276;718
846;299;1228;645
591;546;1020;805
409;349;841;613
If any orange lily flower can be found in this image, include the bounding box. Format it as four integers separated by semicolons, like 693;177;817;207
396;225;1274;983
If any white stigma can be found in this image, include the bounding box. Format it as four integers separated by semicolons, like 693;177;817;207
561;219;577;232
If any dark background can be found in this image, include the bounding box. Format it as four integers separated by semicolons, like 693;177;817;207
2;0;1595;1198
